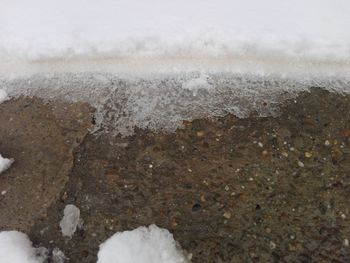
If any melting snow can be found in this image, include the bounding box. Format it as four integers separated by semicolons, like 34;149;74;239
0;231;46;263
0;154;14;174
97;224;190;263
59;204;81;238
51;248;67;263
0;1;350;135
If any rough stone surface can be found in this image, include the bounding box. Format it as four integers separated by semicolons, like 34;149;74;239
28;89;350;263
0;97;94;232
1;89;350;262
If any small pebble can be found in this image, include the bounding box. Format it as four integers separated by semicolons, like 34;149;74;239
262;150;268;156
269;241;276;250
224;185;230;191
1;190;6;195
223;211;232;219
281;152;288;157
196;131;205;137
192;203;201;212
341;213;346;219
297;161;304;168
325;140;331;146
258;142;263;148
171;220;178;228
149;164;153;168
344;239;349;247
304;152;312;158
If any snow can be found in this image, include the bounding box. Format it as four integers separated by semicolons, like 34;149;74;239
0;154;14;174
0;1;349;135
0;89;9;104
51;248;67;263
97;224;190;263
59;204;81;238
182;73;213;95
0;231;46;263
0;0;349;77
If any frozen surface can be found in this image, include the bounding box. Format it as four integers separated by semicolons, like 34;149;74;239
0;153;14;174
97;224;189;263
0;231;46;263
0;0;350;77
2;73;349;136
1;0;350;66
0;89;9;104
59;204;81;238
1;1;350;135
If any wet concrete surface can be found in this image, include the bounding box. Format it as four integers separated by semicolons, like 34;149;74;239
0;97;94;232
1;88;350;262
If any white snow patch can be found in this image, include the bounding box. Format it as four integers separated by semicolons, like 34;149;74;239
59;204;81;238
97;224;190;263
1;1;350;136
0;231;46;263
0;0;349;77
0;153;14;174
0;89;9;104
52;248;67;263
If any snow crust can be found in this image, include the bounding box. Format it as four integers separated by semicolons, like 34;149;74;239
59;204;81;238
0;1;349;135
0;0;349;77
0;231;45;263
2;73;349;136
0;154;14;174
97;224;189;263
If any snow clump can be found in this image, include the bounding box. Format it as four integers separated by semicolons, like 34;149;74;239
97;224;190;263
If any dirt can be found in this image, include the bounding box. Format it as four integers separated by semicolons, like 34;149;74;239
1;88;350;262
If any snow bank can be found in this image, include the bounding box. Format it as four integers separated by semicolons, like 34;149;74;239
59;204;81;238
1;0;349;135
0;154;14;174
0;0;349;77
0;231;46;263
97;224;190;263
